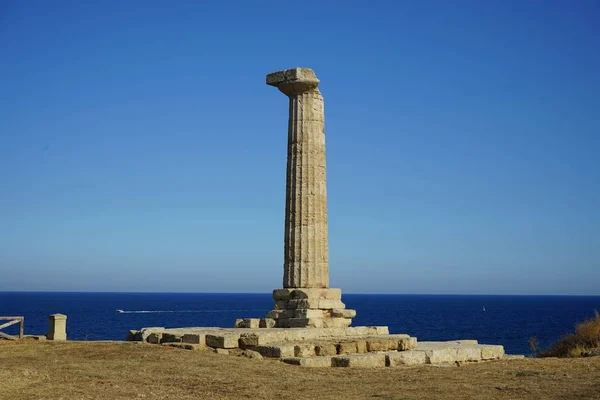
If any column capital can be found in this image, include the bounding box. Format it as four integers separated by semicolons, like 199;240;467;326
266;67;320;96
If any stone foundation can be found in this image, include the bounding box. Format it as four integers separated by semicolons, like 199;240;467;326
126;326;515;368
264;288;356;328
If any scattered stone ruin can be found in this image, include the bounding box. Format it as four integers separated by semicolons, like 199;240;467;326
127;68;516;367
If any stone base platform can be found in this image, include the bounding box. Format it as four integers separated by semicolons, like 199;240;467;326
126;326;514;368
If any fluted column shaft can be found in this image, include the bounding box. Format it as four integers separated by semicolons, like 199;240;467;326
283;88;329;288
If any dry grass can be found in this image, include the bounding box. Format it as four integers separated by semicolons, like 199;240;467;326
1;340;599;400
541;310;600;358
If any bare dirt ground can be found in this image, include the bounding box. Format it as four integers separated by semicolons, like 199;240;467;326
1;340;599;400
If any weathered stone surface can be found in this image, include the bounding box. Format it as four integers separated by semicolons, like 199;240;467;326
290;288;342;300
315;343;338;356
47;313;67;341
332;353;387;368
366;337;391;352
266;67;320;90
206;333;240;349
356;340;367;354
337;341;358;354
273;289;293;300
254;344;296;358
414;341;505;364
181;334;208;349
331;309;356;318
386;351;428;366
294;343;316;357
259;318;276;328
214;348;229;355
269;68;328;289
288;318;324;328
294;309;327;319
456;346;483;362
234;318;261;329
282;357;332;367
161;333;182;343
323;318;352;328
146;332;162;344
140;327;165;342
266;309;295;319
456;340;478;345
400;336;418;350
374;326;390;335
480;344;505;360
318;299;346;310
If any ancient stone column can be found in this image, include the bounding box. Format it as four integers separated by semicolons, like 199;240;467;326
265;68;355;328
267;67;329;289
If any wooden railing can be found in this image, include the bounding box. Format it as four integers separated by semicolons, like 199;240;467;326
0;316;24;340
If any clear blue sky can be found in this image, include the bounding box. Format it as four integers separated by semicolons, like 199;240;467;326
1;1;598;294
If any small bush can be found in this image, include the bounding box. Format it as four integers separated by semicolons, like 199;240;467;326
540;310;600;358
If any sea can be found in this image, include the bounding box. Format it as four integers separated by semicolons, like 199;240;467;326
1;292;598;355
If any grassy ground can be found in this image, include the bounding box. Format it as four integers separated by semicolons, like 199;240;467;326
1;340;599;400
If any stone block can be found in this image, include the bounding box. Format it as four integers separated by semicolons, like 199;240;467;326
146;332;162;344
236;318;260;329
331;309;356;318
295;309;326;319
337;341;358;354
318;299;346;309
140;327;165;342
288;317;324;328
161;333;182;343
234;319;244;328
356;340;367;353
282;357;333;367
366;338;391;352
275;319;290;328
315;343;338;356
206;333;240;349
323;318;352;328
266;309;295;319
214;348;229;355
401;336;418;350
259;318;276;328
425;347;460;364
332;353;387;368
181;334;207;348
286;299;320;309
273;300;289;310
254;343;296;358
481;345;505;360
374;326;390;335
266;68;320;87
455;340;478;345
47;314;67;341
289;288;342;300
386;351;428;366
456;346;483;362
273;289;293;300
294;343;316;357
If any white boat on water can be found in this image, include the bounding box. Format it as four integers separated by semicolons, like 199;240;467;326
116;309;124;313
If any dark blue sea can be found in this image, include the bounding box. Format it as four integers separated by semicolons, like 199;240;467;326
1;292;598;355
